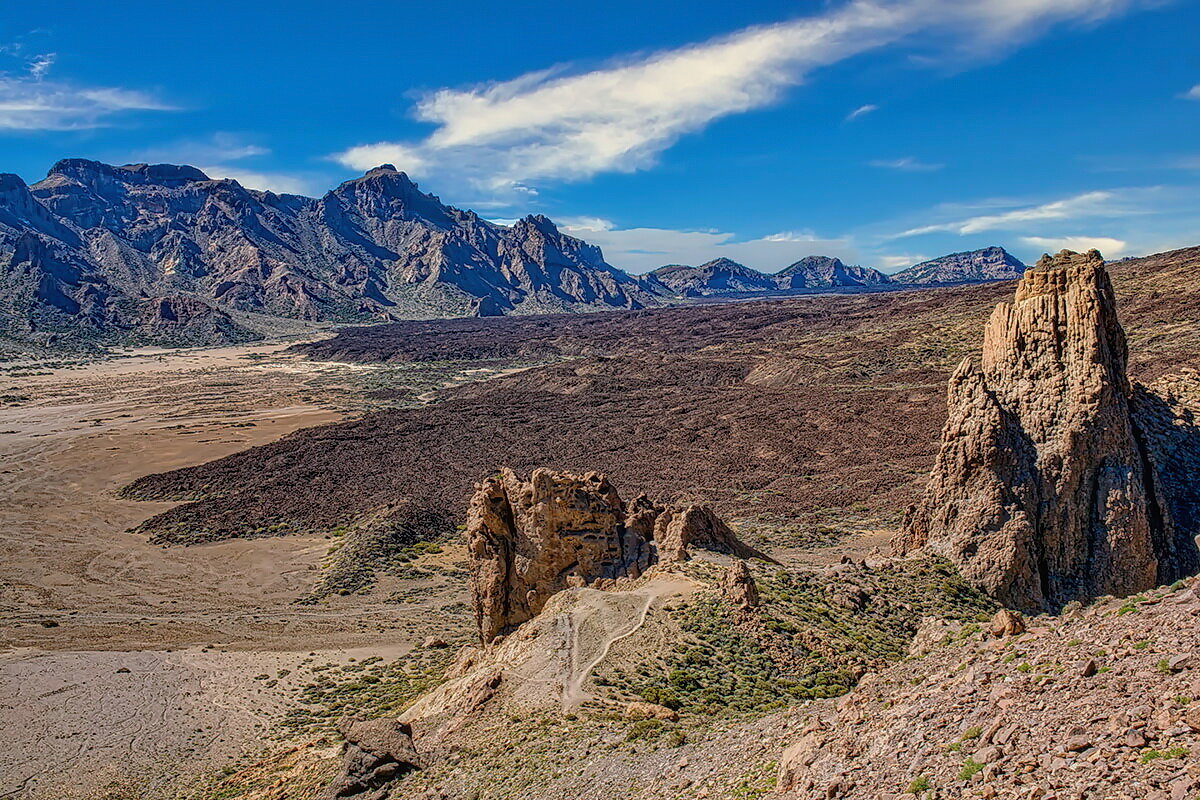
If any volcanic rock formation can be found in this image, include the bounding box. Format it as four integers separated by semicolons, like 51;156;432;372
721;559;760;610
897;249;1200;611
326;717;421;800
466;467;762;643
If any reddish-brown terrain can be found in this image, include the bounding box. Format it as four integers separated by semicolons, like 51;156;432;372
124;247;1200;555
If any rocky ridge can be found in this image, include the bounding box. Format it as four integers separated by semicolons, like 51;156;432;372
642;255;891;297
774;256;891;289
897;249;1200;612
641;258;779;297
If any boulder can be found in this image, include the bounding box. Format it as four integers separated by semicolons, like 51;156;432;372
623;702;679;722
989;608;1025;638
326;717;420;800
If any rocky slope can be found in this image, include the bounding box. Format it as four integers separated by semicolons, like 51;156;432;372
774;256;891;289
892;247;1026;285
641;258;779;297
0;160;659;347
779;577;1200;800
897;250;1200;612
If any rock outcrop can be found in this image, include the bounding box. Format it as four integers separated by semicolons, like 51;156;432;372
466;468;762;643
891;246;1025;284
720;559;760;610
653;504;765;563
897;250;1200;611
326;717;421;800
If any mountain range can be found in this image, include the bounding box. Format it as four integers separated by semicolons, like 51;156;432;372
642;255;892;297
0;161;657;347
0;158;1029;349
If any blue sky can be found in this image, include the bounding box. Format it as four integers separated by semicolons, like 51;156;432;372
3;0;1198;273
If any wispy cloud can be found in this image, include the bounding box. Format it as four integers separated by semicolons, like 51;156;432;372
0;51;174;130
136;132;269;165
846;103;878;121
131;133;319;195
869;156;943;171
1183;84;1200;100
1020;235;1128;257
556;218;852;273
334;0;1149;196
896;190;1120;237
763;230;823;242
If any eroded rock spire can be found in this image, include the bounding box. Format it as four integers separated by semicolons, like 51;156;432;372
897;249;1198;611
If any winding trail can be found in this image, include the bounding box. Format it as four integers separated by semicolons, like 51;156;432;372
561;574;695;711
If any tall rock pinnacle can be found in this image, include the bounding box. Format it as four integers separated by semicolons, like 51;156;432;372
897;249;1199;611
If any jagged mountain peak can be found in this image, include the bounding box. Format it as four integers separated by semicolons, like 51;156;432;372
892;246;1025;284
777;254;845;275
775;255;890;289
0;158;662;345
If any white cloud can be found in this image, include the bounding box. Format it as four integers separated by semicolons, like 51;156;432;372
28;53;54;80
1183;84;1200;100
869;156;943;171
763;230;822;242
557;221;854;274
846;103;879;121
137;132;270;165
0;53;174;130
1020;235;1128;258
877;254;928;270
896;191;1120;237
198;165;315;196
333;0;1148;195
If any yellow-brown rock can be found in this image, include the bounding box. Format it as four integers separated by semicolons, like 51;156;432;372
898;250;1199;611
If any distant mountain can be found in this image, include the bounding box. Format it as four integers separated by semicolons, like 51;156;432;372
891;246;1026;285
774;256;891;288
642;258;778;297
0;160;659;347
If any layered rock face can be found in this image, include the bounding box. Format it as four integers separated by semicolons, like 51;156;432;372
898;250;1199;611
466;468;761;642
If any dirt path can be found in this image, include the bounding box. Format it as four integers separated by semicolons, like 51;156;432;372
561;574;696;710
